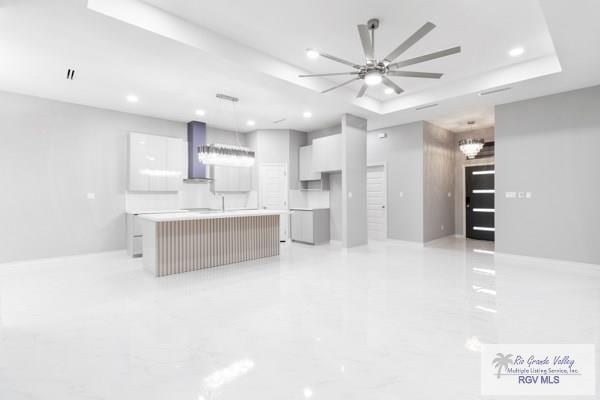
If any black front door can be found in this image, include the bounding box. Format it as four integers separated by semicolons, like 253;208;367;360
465;165;495;241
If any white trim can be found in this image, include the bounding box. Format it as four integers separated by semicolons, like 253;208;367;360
473;208;495;213
472;170;495;175
472;189;495;194
473;226;495;232
367;162;388;240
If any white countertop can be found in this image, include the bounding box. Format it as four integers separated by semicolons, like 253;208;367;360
127;209;189;215
139;209;289;222
290;207;330;211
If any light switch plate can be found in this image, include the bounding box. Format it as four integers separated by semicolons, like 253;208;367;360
505;192;516;199
87;193;96;200
526;192;532;199
399;192;404;198
518;192;525;199
348;192;353;199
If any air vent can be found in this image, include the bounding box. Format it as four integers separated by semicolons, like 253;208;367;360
415;103;438;111
216;93;239;102
479;87;511;96
66;68;75;80
272;118;286;124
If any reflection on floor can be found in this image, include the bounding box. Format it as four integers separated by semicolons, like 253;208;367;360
0;237;599;399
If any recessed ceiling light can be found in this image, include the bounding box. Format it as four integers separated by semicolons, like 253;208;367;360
384;87;394;95
126;94;139;103
195;109;206;116
508;47;525;57
306;49;319;59
364;71;382;86
246;120;256;127
302;111;312;118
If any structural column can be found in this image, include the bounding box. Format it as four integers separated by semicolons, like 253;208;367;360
341;114;368;247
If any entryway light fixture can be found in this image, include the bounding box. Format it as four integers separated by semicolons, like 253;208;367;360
198;94;255;167
459;138;485;159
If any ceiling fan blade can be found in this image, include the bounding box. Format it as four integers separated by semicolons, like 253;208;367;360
387;71;443;79
357;24;374;60
389;46;461;69
319;51;361;69
321;77;360;94
356;84;368;98
299;72;360;78
383;21;436;63
381;76;404;94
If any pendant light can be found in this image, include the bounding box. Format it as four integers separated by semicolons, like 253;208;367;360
198;94;255;167
459;138;485;159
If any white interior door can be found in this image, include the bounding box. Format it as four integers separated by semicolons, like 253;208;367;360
367;165;387;240
259;163;288;241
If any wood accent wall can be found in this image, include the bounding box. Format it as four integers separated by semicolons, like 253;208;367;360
153;215;279;277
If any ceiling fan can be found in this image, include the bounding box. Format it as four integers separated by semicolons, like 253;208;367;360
299;19;461;97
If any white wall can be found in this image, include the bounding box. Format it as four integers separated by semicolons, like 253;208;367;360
453;127;495;235
0;91;184;263
367;122;424;242
495;85;600;265
423;122;455;242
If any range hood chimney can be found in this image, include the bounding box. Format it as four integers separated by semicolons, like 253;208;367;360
184;121;213;182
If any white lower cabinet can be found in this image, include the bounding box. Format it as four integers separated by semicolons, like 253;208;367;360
291;209;330;244
126;214;144;257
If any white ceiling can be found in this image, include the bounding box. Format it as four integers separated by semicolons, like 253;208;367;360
0;0;599;133
143;0;556;101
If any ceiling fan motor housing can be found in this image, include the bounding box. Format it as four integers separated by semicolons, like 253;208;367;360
367;18;380;30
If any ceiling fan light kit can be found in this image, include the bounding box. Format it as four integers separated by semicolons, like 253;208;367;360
299;18;461;98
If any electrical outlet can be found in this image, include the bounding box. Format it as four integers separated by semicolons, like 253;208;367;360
448;192;452;198
505;192;516;199
526;192;532;199
87;193;96;200
348;192;353;199
441;225;445;231
399;192;404;198
518;192;525;199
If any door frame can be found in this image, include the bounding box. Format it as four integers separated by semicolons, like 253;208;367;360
367;162;388;240
462;162;495;237
258;162;289;241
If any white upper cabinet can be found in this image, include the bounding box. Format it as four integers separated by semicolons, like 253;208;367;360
312;134;342;172
299;145;321;181
128;132;185;192
166;138;185;191
211;165;252;192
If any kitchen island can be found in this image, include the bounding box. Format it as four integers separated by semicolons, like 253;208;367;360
139;210;285;277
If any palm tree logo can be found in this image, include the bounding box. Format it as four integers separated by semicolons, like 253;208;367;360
492;353;514;379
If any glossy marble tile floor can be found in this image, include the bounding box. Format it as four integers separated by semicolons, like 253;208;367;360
0;237;599;400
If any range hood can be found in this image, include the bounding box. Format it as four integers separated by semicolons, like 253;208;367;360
183;120;213;183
